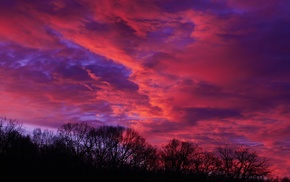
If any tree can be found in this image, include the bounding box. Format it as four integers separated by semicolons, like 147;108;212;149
0;118;276;181
216;145;271;181
32;128;55;150
86;125;125;170
233;146;271;180
217;145;235;178
57;122;92;160
160;138;200;174
85;125;158;171
197;151;221;176
0;117;38;180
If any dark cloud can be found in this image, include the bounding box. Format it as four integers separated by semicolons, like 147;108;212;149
85;63;138;91
156;0;227;13
179;107;242;122
84;20;110;32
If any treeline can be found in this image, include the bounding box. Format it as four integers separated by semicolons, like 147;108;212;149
0;117;279;181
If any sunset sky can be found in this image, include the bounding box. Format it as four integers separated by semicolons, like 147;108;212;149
0;0;290;177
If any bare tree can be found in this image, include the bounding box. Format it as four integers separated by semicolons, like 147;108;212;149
119;128;158;169
89;125;125;169
57;122;92;160
0;117;24;155
233;146;271;181
32;128;55;149
0;117;38;180
198;151;221;176
217;145;235;178
216;145;271;181
85;125;158;171
160;138;200;174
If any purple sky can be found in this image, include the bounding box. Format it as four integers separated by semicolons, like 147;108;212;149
0;0;290;177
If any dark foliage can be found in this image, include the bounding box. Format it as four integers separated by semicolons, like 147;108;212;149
0;117;282;181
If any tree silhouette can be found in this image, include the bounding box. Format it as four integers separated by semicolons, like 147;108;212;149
196;151;221;177
57;122;92;160
0;118;279;181
32;128;55;152
160;138;200;174
0;118;39;180
217;145;271;181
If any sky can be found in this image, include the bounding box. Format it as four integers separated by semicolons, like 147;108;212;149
0;0;290;177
